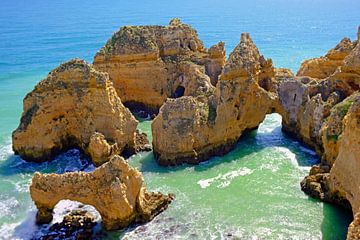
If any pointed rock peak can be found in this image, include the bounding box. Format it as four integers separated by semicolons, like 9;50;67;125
325;37;355;60
358;25;360;42
334;37;353;50
220;33;263;80
169;18;182;26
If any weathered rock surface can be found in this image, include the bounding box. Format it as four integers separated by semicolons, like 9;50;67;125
300;94;360;239
328;95;360;215
152;33;277;165
40;210;97;240
297;37;355;79
93;18;225;114
348;212;360;240
152;25;360;192
12;59;138;163
30;155;174;230
294;26;360;240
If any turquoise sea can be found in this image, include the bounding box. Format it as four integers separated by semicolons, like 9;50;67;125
0;0;359;239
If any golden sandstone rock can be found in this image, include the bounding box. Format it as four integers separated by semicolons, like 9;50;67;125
93;18;225;114
152;33;277;165
12;59;138;163
297;37;355;79
30;155;174;230
12;19;360;237
151;27;360;240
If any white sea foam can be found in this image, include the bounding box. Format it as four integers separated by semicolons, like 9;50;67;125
52;200;101;223
260;163;279;173
299;145;317;156
0;210;39;240
0;197;19;219
0;222;18;240
14;177;31;193
0;139;13;161
275;147;298;167
197;167;253;189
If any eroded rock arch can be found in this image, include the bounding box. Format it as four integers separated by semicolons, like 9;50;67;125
30;155;174;230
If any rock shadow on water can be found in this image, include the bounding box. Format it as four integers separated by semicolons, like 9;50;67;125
0;149;94;177
305;196;352;240
136;119;319;174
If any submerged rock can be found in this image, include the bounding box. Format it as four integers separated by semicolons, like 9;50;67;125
30;155;174;230
40;210;97;240
12;59;138;164
93;18;225;114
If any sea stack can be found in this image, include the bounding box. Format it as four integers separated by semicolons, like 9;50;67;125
93;18;225;115
12;59;138;164
30;155;174;230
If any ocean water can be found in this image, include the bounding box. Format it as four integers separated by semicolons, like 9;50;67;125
0;0;359;239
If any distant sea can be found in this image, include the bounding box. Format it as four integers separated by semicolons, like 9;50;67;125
0;0;359;239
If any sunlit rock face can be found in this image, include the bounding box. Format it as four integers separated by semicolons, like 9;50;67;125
299;27;360;240
30;155;174;230
152;33;278;166
93;18;225;114
297;37;356;79
12;59;138;163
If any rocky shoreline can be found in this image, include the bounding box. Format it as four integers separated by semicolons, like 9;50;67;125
11;19;360;238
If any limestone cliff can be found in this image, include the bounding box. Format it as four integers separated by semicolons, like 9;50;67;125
93;19;225;114
152;26;360;172
152;33;277;165
12;59;138;163
328;95;360;215
297;37;355;79
300;94;360;235
30;155;174;230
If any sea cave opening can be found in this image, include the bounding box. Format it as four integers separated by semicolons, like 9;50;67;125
171;86;185;98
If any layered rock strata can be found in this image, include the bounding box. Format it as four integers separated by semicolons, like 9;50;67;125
297;37;356;79
12;59;138;163
93;18;225;114
152;27;360;176
30;155;174;230
301;94;360;223
152;33;278;166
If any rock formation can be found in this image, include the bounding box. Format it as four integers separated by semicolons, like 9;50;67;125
300;94;360;218
12;18;360;237
152;33;278;166
12;59;138;163
298;27;360;239
297;37;356;79
152;25;360;179
93;18;225;114
40;210;97;239
30;155;174;230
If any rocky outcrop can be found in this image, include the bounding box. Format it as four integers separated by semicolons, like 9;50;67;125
297;37;355;79
40;210;97;239
12;59;138;163
152;33;277;166
93;18;225;114
152;26;360;174
300;94;360;221
30;155;174;230
328;95;360;215
348;212;360;240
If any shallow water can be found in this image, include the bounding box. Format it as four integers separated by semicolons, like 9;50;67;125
0;0;359;239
